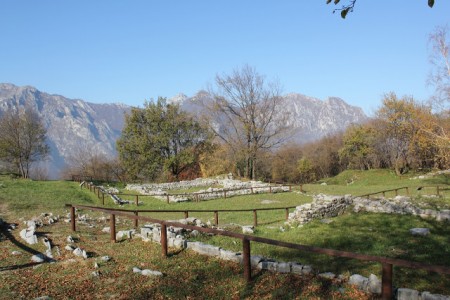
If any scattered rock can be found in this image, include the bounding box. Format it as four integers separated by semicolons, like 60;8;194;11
12;250;22;255
65;245;75;251
410;228;430;236
31;253;46;263
141;269;163;277
19;227;38;245
320;218;334;224
397;288;420;300
319;272;336;279
348;274;369;291
91;271;100;277
368;274;381;294
242;226;254;234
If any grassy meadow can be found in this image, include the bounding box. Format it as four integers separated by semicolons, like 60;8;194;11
0;170;449;299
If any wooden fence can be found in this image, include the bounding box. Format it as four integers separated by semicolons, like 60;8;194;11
65;204;295;228
358;185;444;198
66;204;450;300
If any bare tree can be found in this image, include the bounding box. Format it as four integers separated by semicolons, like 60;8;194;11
0;107;50;178
428;24;450;112
205;65;291;179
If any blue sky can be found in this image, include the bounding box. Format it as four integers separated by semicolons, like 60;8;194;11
1;1;449;115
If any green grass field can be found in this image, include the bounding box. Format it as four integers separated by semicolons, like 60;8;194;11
0;170;449;299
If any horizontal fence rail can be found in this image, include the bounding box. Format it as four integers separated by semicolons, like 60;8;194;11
66;203;450;300
358;185;445;198
65;204;297;228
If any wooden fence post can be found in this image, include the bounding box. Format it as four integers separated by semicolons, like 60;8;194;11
300;184;303;193
381;263;393;300
102;193;105;205
437;186;440;196
395;189;398;196
161;223;168;257
285;208;289;220
110;214;116;243
242;238;251;282
166;195;170;204
184;211;189;219
70;206;76;232
224;190;227;199
253;210;257;227
250;187;253;194
214;211;219;226
406;187;409;196
269;185;272;193
134;211;138;228
135;195;139;206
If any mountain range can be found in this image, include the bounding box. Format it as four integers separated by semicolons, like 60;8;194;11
0;83;367;179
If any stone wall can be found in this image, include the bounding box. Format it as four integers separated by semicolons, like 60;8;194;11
126;178;289;203
287;194;450;226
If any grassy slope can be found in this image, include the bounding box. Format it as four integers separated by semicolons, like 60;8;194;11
0;170;449;298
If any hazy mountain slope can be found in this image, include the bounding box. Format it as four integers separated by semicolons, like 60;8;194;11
173;91;367;143
0;84;366;179
0;83;131;179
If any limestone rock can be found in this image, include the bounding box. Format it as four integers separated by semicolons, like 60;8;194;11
421;291;450;300
141;269;163;277
348;274;369;291
410;228;430;236
397;288;420;300
319;272;336;279
31;253;46;263
242;226;254;234
368;274;381;294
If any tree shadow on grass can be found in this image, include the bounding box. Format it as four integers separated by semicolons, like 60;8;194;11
0;221;51;272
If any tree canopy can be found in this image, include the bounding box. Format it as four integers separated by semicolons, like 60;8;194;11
117;97;212;181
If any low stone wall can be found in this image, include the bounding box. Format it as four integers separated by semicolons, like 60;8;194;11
126;178;289;203
287;194;352;225
287;194;450;226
